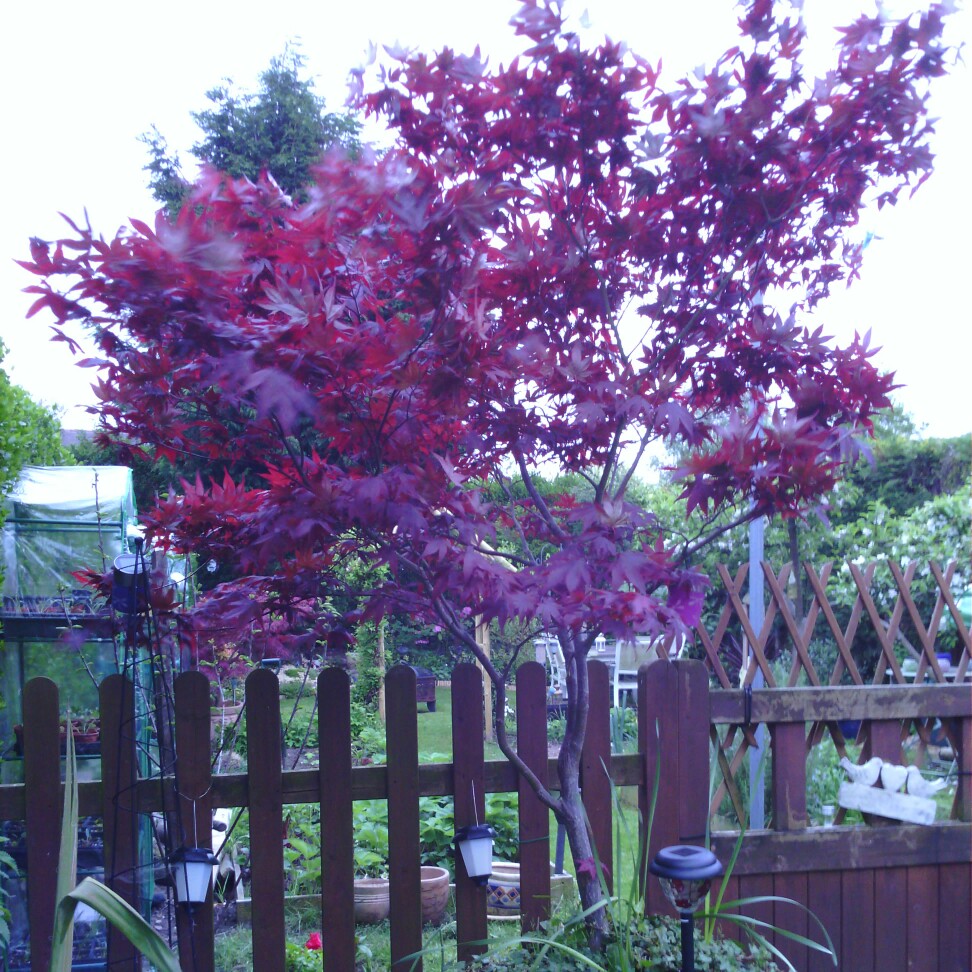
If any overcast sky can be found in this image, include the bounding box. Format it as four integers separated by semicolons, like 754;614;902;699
1;0;969;437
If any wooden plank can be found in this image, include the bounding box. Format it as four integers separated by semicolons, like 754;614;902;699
709;823;972;873
840;868;874;970
385;664;422;971
938;863;971;971
452;663;488;960
709;685;972;724
770;722;806;830
245;668;285;972
906;866;939;971
712;873;741;943
837;782;936;825
581;660;612;894
7;752;645;821
318;668;355;972
863;718;904;764
738;873;774;956
23;677;60;972
516;662;551;932
172;672;215;972
100;674;139;971
640;660;679;915
956;716;972;822
772;871;807;971
874;866;907;972
676;661;710;845
806;871;841;972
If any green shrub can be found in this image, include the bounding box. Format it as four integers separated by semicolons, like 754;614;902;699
469;914;773;970
280;679;312;699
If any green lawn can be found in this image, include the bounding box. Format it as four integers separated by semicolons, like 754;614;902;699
416;682;514;761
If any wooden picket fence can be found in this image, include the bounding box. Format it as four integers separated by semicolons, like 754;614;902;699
4;656;970;972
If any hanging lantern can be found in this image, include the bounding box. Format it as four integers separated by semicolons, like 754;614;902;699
112;552;148;615
454;824;496;885
170;846;218;910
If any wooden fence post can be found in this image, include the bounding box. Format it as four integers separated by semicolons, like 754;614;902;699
101;674;140;971
639;660;709;916
581;660;612;893
770;720;808;969
23;677;60;972
516;662;550;931
245;668;285;972
386;664;422;971
319;668;355;972
169;672;215;972
173;671;215;972
453;663;488;958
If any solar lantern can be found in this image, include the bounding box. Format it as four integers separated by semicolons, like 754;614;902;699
650;845;723;972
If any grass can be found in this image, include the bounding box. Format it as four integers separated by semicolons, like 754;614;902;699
416;683;515;762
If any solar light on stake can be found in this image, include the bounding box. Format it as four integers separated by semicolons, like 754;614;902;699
650;845;723;972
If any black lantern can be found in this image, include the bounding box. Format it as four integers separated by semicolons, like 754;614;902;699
170;846;218;911
650;845;723;972
112;552;148;615
454;824;496;885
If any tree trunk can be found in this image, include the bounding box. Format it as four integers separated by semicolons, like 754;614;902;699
556;648;608;944
558;758;609;944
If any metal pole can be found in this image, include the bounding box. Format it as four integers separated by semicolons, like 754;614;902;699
748;513;766;829
680;911;695;972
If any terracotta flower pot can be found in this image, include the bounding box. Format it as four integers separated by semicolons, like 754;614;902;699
210;701;243;742
420;865;450;925
353;877;390;924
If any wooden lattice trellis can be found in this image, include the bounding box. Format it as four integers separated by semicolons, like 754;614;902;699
674;559;971;823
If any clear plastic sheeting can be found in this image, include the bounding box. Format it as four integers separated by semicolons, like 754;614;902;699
2;465;137;614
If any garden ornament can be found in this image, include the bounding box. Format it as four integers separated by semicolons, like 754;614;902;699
905;765;947;798
839;756;883;786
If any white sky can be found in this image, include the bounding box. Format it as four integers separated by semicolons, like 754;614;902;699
1;0;969;436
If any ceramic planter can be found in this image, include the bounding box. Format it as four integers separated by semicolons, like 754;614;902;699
353;877;390;923
210;702;244;742
420;865;450;925
486;861;575;919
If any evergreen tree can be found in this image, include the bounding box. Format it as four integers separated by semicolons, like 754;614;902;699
142;47;360;213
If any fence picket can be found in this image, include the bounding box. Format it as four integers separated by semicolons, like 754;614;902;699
100;674;139;971
319;668;355;971
22;677;60;972
452;663;488;959
770;722;806;831
385;664;423;971
245;668;285;972
173;671;215;972
516;661;550;931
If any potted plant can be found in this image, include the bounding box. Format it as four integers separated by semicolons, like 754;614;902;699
487;861;575;920
352;808;390;923
420;865;450;925
13;710;101;756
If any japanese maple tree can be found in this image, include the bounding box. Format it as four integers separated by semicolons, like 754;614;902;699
23;0;952;931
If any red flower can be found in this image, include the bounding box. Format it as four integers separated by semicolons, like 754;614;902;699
304;933;322;950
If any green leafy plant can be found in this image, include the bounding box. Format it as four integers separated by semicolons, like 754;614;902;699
50;728;181;972
546;713;567;743
0;833;15;952
700;831;836;971
609;707;637;755
285;940;324;972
